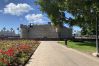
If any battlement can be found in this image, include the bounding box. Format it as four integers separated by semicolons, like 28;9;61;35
20;23;52;29
20;24;28;28
20;23;72;39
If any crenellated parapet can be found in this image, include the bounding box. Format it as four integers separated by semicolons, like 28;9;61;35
20;23;72;39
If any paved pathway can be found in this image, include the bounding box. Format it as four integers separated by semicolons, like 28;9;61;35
26;41;99;66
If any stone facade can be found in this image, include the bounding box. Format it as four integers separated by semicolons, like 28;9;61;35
0;30;16;36
20;23;72;39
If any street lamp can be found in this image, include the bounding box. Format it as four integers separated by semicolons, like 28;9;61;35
93;9;99;57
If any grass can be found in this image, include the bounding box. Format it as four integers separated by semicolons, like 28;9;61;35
59;41;96;54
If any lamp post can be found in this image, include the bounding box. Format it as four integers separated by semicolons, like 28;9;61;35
93;10;99;56
95;11;99;55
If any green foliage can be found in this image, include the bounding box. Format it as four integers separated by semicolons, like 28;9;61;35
64;0;99;35
36;0;66;26
36;0;99;35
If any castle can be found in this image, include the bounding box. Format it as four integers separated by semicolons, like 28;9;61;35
20;22;72;39
0;29;16;37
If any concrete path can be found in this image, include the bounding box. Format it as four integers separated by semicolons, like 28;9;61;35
26;41;99;66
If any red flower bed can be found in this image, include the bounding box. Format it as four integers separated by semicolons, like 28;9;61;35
0;40;40;66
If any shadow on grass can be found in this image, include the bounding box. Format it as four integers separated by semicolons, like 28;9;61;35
71;41;96;47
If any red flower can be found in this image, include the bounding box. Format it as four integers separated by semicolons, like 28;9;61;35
0;49;5;54
4;48;15;57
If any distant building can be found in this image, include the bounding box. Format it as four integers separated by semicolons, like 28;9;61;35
20;22;72;39
75;31;81;36
0;29;16;37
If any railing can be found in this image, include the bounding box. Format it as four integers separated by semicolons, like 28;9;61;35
75;35;99;39
0;35;98;41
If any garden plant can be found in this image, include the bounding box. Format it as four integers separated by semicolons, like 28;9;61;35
0;40;40;66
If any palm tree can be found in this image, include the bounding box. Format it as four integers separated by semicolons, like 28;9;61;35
3;27;6;31
10;28;14;32
17;27;20;35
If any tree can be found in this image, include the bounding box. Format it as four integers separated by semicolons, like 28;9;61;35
10;28;14;32
3;27;6;31
17;28;20;35
63;0;99;35
36;0;66;27
36;0;99;35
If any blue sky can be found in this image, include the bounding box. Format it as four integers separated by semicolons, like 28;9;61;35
0;0;81;33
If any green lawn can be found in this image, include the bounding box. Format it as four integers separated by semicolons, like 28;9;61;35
59;41;96;54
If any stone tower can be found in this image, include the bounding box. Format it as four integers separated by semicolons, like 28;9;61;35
20;24;29;38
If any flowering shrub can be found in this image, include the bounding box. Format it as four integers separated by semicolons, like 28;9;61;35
0;40;40;66
17;44;31;52
0;58;10;66
0;49;4;54
4;48;15;57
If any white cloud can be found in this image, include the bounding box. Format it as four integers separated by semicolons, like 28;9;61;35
25;14;50;24
4;3;33;16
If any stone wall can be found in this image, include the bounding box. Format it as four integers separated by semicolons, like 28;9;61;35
20;24;72;39
58;27;72;38
0;30;16;36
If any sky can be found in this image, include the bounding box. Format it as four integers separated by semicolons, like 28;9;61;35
0;0;81;34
